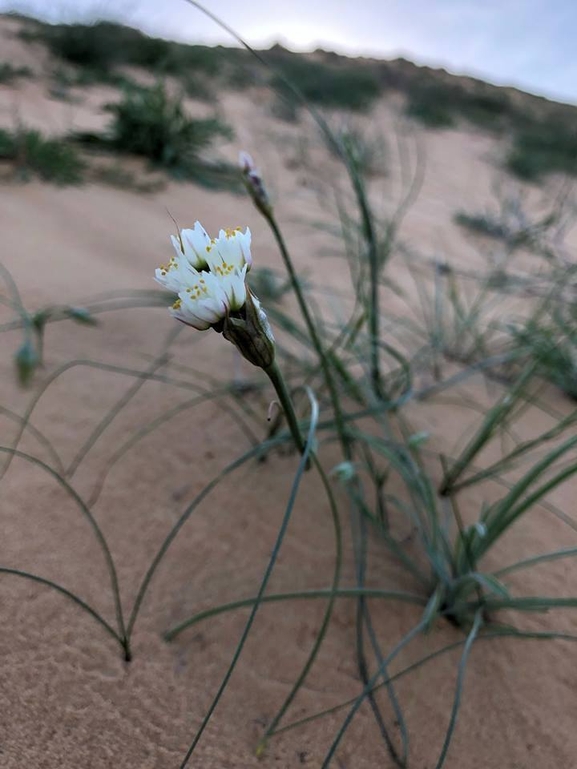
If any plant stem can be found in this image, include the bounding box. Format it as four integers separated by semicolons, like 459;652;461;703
264;360;307;457
264;211;350;445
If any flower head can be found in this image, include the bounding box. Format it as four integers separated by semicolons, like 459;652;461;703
156;221;275;368
156;223;251;330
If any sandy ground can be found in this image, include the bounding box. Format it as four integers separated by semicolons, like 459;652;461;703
0;15;577;769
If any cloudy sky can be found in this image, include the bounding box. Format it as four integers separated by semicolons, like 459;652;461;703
2;0;576;104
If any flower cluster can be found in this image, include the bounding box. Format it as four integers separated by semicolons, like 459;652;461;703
155;221;275;369
156;222;252;330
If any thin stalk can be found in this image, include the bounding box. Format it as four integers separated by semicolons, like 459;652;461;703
256;456;342;755
271;627;577;740
439;364;536;496
177;390;318;768
493;547;577;578
264;360;307;456
0;566;122;647
0;447;128;658
164;588;426;641
66;327;181;478
264;212;349;444
321;619;426;767
434;610;483;769
125;433;291;642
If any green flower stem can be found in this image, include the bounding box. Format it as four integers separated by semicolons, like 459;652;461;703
263;211;350;450
264;360;307;457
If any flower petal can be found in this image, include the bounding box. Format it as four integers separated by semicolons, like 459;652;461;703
206;227;252;273
219;264;247;311
181;222;211;268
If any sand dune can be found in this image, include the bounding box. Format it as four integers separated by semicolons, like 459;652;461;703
0;15;576;768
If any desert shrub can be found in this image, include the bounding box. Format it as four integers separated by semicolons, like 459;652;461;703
455;211;512;241
0;62;32;83
323;122;387;176
508;300;577;400
160;44;222;76
507;119;577;180
104;84;231;168
0;127;84;184
38;21;130;71
455;182;577;266
269;94;301;122
406;83;457;127
73;84;238;189
270;53;381;111
181;74;213;102
406;78;514;130
26;19;222;78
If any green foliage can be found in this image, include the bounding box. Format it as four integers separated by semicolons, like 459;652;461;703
71;84;239;190
0;61;32;83
269;94;300;122
454;211;511;240
323;121;387;176
507;119;577;181
181;74;213;102
0;127;85;185
508;306;577;400
406;79;513;130
270;52;381;111
103;84;231;169
25;19;223;79
406;84;457;128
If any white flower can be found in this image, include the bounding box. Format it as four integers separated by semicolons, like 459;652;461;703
170;221;211;270
206;226;252;272
155;223;251;331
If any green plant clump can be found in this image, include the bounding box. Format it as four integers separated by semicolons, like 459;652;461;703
24;20;223;79
507;120;577;181
508;307;577;401
104;84;231;170
270;53;382;112
0;61;32;83
406;79;513;130
0;127;84;185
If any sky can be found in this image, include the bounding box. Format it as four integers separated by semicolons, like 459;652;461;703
2;0;576;105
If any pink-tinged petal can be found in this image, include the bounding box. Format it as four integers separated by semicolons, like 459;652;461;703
239;150;255;172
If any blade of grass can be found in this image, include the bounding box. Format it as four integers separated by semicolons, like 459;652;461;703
433;609;483;769
0;447;128;658
177;389;319;767
0;566;122;647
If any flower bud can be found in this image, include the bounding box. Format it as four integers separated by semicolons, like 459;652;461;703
221;289;275;369
239;151;272;217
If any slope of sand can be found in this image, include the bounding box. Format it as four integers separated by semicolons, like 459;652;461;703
0;16;576;768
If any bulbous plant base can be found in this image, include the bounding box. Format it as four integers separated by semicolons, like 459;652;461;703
440;601;490;630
